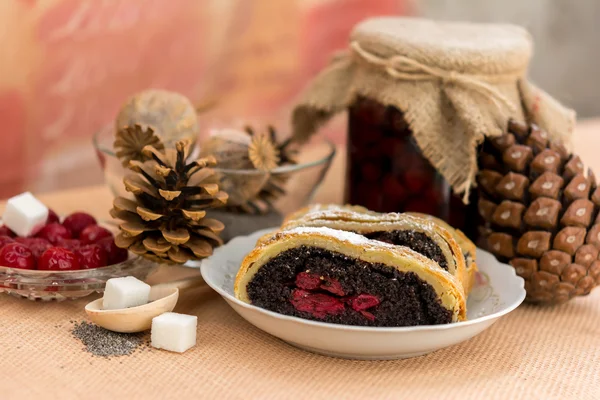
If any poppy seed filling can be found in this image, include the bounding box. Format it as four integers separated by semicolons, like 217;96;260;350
246;246;452;327
365;230;448;270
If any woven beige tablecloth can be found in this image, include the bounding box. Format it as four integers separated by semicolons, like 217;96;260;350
2;142;600;399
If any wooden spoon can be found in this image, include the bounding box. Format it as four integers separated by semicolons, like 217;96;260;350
84;275;206;333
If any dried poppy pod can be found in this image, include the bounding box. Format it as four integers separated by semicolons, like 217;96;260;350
113;124;165;167
199;128;281;208
230;126;299;214
477;120;600;304
115;89;199;147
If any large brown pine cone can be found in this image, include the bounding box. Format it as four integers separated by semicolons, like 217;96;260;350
477;120;600;304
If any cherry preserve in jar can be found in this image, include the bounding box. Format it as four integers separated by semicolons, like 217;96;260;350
292;17;573;243
345;97;471;233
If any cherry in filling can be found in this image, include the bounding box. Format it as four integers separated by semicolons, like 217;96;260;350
291;272;380;320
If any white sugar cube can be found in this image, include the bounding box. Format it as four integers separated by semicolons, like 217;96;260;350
103;276;151;310
3;192;49;237
151;312;197;353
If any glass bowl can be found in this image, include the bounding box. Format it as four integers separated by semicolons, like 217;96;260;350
0;255;157;301
93;125;336;241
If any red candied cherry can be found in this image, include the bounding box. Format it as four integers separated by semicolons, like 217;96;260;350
361;163;382;182
0;226;15;237
15;237;52;259
320;276;345;296
62;212;96;238
402;169;431;193
96;237;128;265
56;238;82;251
295;272;321;290
36;223;72;244
290;289;345;319
75;244;107;269
80;225;113;244
38;247;80;271
349;294;380;322
46;209;60;224
350;294;380;311
0;236;14;249
404;198;438;216
0;243;36;270
383;175;406;202
381;137;406;158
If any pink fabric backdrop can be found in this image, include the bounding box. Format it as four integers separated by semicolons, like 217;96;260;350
0;0;408;199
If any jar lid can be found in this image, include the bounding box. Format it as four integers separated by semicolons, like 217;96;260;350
351;17;532;76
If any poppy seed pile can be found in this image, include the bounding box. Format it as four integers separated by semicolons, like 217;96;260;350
71;321;145;357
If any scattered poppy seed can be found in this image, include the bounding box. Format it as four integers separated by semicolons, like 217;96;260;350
71;321;144;357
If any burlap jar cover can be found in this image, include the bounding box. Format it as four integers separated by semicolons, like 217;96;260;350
291;17;576;201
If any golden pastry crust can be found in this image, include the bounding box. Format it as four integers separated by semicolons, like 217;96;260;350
276;211;468;295
235;227;467;322
405;212;478;294
282;204;372;225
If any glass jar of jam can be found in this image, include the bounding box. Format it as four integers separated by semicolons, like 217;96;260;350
345;97;475;235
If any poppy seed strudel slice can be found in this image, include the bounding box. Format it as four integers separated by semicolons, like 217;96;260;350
235;227;466;327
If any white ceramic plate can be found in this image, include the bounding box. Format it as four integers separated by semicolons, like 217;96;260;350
201;228;526;360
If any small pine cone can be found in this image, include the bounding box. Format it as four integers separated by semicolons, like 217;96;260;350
111;139;228;264
477;119;600;305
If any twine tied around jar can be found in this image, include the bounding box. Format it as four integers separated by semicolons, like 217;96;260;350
350;41;517;114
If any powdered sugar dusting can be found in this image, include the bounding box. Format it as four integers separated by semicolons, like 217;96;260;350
287;226;372;243
283;226;398;251
285;212;442;238
313;210;381;220
292;209;430;226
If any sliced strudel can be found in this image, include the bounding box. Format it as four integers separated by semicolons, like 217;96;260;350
282;203;372;225
235;227;466;327
277;210;469;294
405;212;478;294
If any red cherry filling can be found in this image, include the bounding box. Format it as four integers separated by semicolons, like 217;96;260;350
291;272;379;320
38;247;80;271
348;294;381;321
295;272;346;296
15;237;52;259
79;225;113;244
291;289;345;319
349;294;381;311
320;277;345;296
63;212;97;238
75;244;107;269
46;209;60;224
0;243;36;269
36;223;72;244
0;226;15;237
96;237;128;265
295;272;321;290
